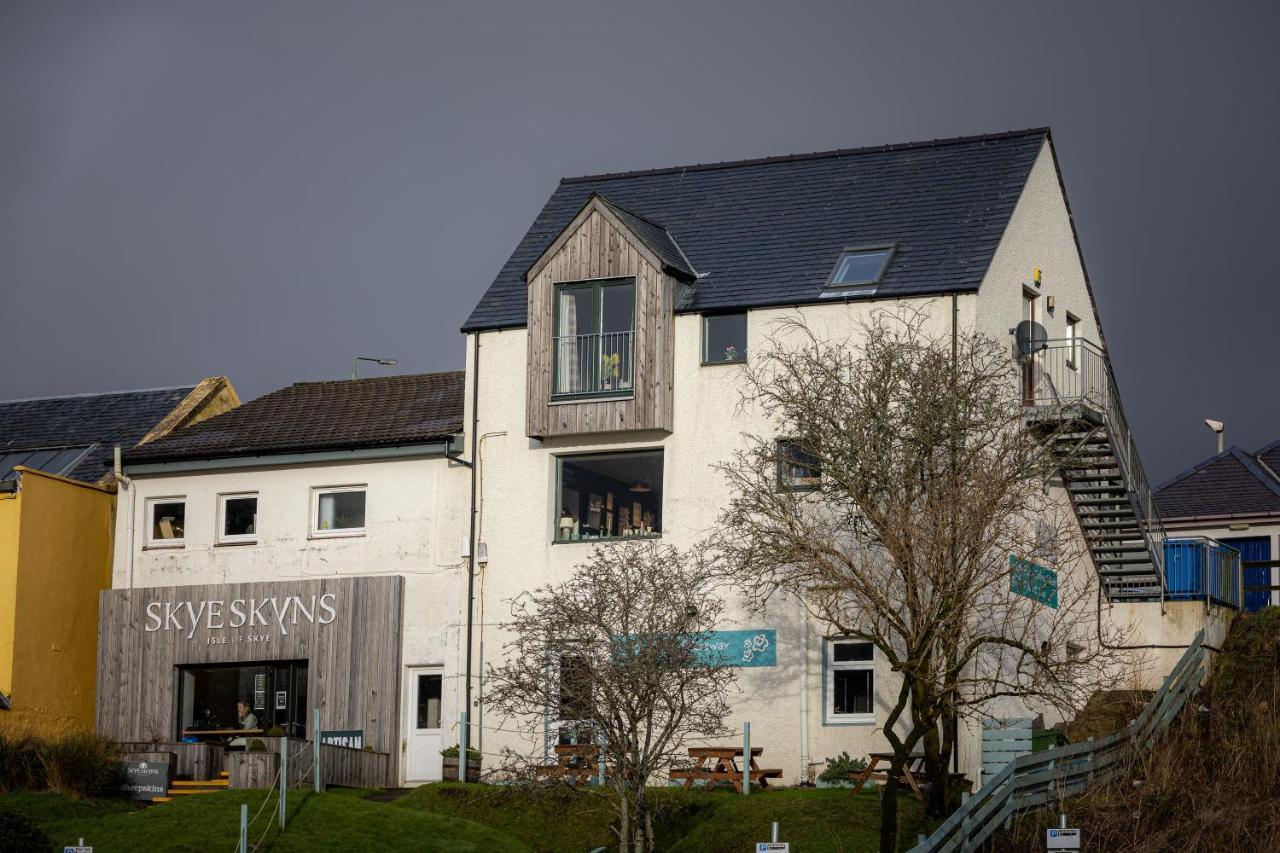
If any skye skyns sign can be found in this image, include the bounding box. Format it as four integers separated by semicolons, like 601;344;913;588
144;592;338;639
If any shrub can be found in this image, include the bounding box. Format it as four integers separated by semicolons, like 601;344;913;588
37;732;121;799
440;745;482;761
248;739;268;753
265;726;285;737
0;729;44;792
0;810;51;853
818;751;867;784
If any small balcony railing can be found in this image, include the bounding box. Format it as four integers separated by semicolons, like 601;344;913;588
552;331;634;398
1023;337;1167;587
1164;537;1242;609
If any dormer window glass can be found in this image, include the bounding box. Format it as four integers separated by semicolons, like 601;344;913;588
553;277;635;398
823;247;893;297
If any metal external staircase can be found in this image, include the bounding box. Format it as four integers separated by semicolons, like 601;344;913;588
1024;338;1167;602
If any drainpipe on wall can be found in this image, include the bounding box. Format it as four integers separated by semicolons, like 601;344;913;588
114;445;136;590
799;609;809;783
463;334;481;750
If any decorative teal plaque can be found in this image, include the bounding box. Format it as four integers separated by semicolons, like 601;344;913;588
696;629;776;667
1010;555;1058;608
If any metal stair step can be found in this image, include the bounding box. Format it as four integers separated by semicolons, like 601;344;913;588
1073;497;1135;507
1068;486;1129;495
1091;544;1151;554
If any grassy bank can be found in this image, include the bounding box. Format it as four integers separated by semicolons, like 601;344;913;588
2;781;931;852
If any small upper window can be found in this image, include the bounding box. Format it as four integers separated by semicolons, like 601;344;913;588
218;493;258;544
777;440;821;492
823;247;893;295
702;313;747;364
1065;313;1080;371
147;497;186;547
312;486;367;537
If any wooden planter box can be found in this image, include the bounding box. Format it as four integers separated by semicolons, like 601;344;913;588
442;756;481;783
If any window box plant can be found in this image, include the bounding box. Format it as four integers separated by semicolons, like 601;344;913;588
441;744;481;782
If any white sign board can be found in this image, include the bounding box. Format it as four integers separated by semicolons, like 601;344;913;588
756;845;789;853
1046;827;1081;850
64;846;92;853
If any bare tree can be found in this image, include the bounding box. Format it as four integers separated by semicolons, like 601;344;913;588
486;540;736;853
712;310;1135;853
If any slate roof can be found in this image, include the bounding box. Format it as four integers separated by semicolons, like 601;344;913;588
1155;445;1280;520
125;372;465;463
595;195;696;280
1256;438;1280;476
463;128;1049;332
0;386;197;482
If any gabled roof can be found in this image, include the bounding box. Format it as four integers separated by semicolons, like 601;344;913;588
1255;438;1280;477
463;128;1048;332
125;372;465;464
0;385;198;482
1155;445;1280;520
593;195;696;281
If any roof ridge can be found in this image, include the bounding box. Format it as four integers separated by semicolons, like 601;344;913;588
560;127;1050;184
1230;446;1280;499
594;193;669;230
285;370;465;389
0;384;196;406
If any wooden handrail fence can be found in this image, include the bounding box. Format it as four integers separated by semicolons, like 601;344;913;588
908;628;1206;853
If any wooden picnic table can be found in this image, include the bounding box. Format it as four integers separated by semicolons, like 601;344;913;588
534;744;599;786
671;745;782;792
850;752;927;800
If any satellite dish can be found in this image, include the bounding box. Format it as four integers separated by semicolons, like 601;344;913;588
1015;320;1048;358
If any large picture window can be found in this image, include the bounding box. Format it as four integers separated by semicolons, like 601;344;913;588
555;450;662;542
826;639;874;724
177;660;309;740
553;277;636;398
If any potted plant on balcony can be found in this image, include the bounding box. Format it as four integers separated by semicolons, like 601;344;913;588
601;353;620;391
441;744;481;782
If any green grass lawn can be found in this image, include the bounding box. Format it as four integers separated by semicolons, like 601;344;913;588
2;782;930;852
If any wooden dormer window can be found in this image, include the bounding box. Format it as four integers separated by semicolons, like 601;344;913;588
552;278;636;399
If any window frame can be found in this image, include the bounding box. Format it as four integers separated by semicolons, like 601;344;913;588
1065;312;1080;371
700;312;748;366
776;439;822;492
145;495;187;548
216;492;259;546
309;485;368;539
822;244;895;296
824;638;875;725
553;449;664;544
551;276;637;401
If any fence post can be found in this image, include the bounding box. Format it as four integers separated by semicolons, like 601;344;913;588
459;711;469;783
742;722;751;797
239;803;247;853
279;735;288;829
960;790;972;853
313;707;322;793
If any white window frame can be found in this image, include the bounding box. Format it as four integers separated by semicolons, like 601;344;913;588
145;496;187;548
309;485;367;538
216;492;259;545
825;638;875;725
1065;313;1080;371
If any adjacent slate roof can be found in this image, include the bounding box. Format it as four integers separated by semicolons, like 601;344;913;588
0;386;197;482
1155;445;1280;520
595;195;696;280
125;372;465;463
463;128;1048;332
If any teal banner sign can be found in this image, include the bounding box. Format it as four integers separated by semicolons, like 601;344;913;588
698;630;776;667
1010;555;1058;608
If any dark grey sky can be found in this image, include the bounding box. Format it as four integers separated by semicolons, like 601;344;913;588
3;1;1278;483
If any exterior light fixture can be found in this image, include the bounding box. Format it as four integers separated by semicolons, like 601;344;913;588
352;357;398;380
1204;419;1224;454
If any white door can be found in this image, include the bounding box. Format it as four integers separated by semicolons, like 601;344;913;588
406;668;444;783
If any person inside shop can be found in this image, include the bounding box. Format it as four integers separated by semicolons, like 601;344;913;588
229;699;260;747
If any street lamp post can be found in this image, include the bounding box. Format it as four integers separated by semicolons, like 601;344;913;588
352;357;398;380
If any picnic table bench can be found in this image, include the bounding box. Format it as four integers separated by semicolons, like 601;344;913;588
850;752;927;800
534;744;599;786
670;746;782;793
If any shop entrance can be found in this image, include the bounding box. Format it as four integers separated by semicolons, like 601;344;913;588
177;660;309;741
406;667;444;782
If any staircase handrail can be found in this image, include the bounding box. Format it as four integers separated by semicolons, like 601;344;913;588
1031;338;1168;593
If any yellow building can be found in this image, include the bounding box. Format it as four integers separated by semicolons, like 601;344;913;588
0;378;237;734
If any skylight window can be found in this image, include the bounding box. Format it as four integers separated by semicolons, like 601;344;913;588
823;247;893;295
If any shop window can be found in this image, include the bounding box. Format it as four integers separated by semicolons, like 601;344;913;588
147;497;186;546
311;486;366;537
218;493;258;544
776;440;821;492
555;450;663;542
825;640;874;724
702;313;747;364
177;660;309;740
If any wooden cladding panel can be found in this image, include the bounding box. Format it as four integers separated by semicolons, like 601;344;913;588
96;575;403;784
525;208;676;437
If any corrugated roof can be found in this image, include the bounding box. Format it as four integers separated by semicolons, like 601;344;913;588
0;386;196;482
463;128;1048;332
125;372;465;463
1155;445;1280;520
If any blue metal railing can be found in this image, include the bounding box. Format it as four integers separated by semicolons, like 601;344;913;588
1164;537;1242;609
